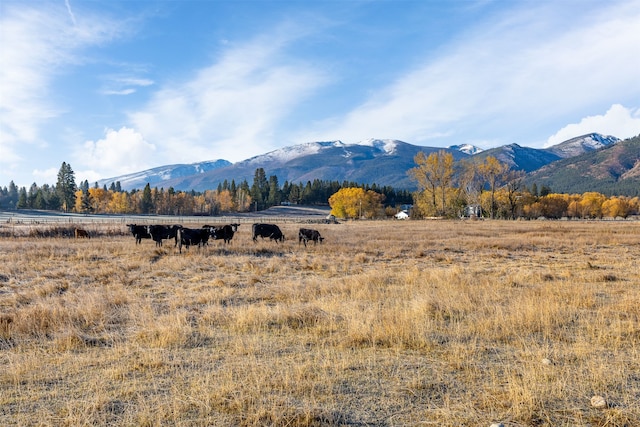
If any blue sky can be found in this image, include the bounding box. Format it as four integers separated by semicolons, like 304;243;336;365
1;0;639;188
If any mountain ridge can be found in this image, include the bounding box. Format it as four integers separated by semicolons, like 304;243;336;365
98;133;637;195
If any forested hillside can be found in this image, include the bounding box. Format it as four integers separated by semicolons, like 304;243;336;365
525;135;640;196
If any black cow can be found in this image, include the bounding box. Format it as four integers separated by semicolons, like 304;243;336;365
177;227;210;253
298;228;324;247
252;223;284;243
147;224;181;247
127;224;151;244
204;223;240;244
74;228;90;239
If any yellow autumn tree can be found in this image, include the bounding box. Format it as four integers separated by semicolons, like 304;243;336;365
409;150;455;216
580;192;606;218
540;193;569;219
88;187;110;212
74;190;84;212
602;196;630;218
216;190;235;212
106;192;129;213
478;156;509;219
329;187;384;219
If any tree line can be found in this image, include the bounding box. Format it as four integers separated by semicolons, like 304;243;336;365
1;157;638;219
407;150;640;219
0;164;412;215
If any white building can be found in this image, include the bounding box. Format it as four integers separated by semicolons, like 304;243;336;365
394;210;409;220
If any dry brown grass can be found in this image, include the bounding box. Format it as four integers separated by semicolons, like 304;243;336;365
1;219;639;426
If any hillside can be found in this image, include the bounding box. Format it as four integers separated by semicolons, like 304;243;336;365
98;159;231;190
471;144;561;172
524;135;640;196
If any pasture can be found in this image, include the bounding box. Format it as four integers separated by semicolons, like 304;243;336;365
0;219;639;426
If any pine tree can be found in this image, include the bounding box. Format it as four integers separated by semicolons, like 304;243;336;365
8;181;19;208
56;162;77;212
81;190;93;213
267;175;281;206
250;168;269;210
140;183;154;214
16;187;28;209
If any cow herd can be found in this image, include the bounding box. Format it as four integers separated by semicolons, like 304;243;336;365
124;223;324;253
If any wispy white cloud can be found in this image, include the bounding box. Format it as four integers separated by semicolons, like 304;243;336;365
102;88;137;96
0;2;126;167
546;105;640;147
100;75;154;96
129;23;332;163
65;0;77;26
302;1;640;147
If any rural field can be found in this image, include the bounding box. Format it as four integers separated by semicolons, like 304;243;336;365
0;217;639;426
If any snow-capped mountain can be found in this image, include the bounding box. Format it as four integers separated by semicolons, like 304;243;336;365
97;159;231;190
146;139;468;192
97;133;627;192
546;133;620;158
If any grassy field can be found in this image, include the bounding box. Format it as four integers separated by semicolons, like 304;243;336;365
0;219;639;426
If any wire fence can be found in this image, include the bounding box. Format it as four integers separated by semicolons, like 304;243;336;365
0;210;336;228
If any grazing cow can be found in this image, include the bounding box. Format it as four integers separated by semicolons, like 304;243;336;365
204;223;240;244
298;228;324;247
252;223;285;243
127;224;151;244
177;227;210;253
74;228;90;239
147;224;181;247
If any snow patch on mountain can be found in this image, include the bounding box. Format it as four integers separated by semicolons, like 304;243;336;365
449;144;483;155
353;138;399;154
546;133;620;158
246;139;401;165
246;141;344;164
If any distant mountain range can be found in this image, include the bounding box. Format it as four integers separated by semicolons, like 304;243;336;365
98;133;640;196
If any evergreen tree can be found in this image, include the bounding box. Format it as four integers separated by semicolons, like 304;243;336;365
288;183;300;204
267;175;281;206
81;190;93;213
281;181;290;202
56;162;77;212
230;180;237;198
301;181;313;204
141;183;154;214
28;183;38;208
8;181;19;208
47;190;62;211
16;187;28;209
531;183;539;197
34;189;47;210
250;168;269;210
